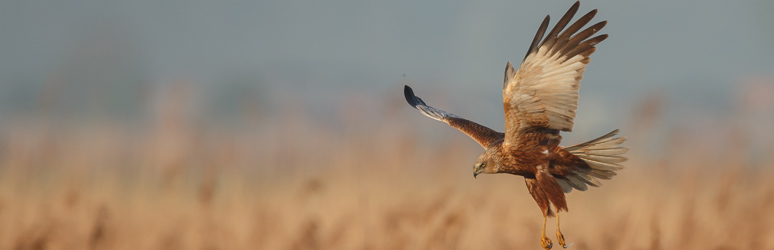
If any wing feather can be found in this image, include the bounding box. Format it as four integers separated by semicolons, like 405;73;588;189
539;1;580;53
503;1;607;147
404;85;503;148
523;17;551;62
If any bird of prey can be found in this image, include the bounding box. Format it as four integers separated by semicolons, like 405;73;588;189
403;2;627;249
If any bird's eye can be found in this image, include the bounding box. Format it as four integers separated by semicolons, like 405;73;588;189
480;163;486;168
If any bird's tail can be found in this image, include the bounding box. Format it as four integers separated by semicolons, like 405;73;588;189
557;129;628;193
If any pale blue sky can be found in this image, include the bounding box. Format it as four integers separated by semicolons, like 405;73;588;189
1;0;772;134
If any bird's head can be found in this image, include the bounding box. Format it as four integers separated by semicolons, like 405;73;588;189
473;148;499;178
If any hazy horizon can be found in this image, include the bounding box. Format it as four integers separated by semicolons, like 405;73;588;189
1;0;772;138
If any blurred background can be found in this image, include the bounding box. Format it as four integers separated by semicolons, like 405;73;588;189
1;0;773;249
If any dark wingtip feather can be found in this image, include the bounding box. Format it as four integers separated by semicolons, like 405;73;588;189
404;85;419;108
597;20;608;30
540;1;580;51
503;61;516;89
594;34;609;44
524;15;551;61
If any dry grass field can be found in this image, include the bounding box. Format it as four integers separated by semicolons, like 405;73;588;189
1;86;773;250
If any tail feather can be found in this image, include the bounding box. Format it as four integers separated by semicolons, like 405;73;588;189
566;174;590;191
584;158;625;171
556;179;574;193
580;154;627;164
582;146;629;156
558;129;628;193
576;166;616;180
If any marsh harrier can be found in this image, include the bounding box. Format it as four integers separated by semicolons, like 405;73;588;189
404;2;627;249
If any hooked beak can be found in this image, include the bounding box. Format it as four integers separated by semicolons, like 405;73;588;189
474;172;478;179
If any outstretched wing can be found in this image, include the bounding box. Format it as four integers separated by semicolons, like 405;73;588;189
502;1;607;147
404;85;503;148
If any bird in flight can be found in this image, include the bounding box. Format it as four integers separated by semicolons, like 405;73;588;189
404;2;627;249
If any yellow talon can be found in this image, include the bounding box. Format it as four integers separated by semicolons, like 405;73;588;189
556;230;567;248
541;234;553;249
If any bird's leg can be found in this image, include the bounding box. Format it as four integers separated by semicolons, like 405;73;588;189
541;213;553;249
556;211;568;248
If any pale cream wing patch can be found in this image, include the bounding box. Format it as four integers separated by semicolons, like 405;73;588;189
502;3;607;147
504;49;587;134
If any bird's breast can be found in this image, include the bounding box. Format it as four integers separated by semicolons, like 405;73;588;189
495;148;546;176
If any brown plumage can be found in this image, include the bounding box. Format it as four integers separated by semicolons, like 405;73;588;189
404;2;627;249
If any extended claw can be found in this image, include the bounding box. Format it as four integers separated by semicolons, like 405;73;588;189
557;230;567;248
541;235;553;249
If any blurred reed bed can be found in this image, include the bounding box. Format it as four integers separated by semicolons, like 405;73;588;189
1;82;773;250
